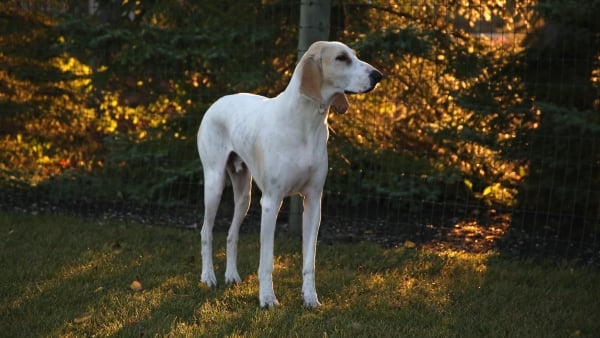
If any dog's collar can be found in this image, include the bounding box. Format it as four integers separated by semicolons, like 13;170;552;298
318;104;327;114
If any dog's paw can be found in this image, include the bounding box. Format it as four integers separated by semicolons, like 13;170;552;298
302;281;321;308
201;270;217;287
303;294;321;308
224;270;242;285
259;293;280;308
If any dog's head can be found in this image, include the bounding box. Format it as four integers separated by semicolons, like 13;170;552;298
299;41;383;114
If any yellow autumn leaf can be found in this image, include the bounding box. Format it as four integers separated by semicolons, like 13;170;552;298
464;179;473;191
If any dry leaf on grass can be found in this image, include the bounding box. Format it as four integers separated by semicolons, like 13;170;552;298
404;240;417;249
73;314;92;324
129;280;143;292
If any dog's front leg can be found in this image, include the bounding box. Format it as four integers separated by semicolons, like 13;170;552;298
257;195;282;307
301;192;322;308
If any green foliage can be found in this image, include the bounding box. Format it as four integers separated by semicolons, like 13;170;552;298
326;1;536;210
509;0;600;234
327;141;463;211
517;103;600;232
1;0;599;244
0;1;297;205
523;0;600;109
354;26;434;60
0;6;100;186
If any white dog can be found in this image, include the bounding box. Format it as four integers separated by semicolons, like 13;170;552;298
197;41;382;307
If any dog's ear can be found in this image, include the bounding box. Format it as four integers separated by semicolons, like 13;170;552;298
331;93;349;114
299;55;322;102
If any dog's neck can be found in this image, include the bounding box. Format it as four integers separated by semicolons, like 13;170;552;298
283;72;335;116
297;93;332;117
318;103;328;114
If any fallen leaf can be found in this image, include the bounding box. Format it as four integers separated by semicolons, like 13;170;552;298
73;314;92;324
129;280;143;292
404;240;417;249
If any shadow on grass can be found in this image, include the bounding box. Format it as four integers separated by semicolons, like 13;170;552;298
2;212;600;337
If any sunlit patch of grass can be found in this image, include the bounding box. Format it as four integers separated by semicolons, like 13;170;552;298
1;212;599;337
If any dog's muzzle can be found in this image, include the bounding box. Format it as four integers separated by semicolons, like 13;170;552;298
345;69;384;94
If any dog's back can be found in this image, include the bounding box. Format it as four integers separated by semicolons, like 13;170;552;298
198;93;269;164
199;93;267;141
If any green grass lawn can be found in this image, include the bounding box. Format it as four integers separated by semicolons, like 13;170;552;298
1;212;599;337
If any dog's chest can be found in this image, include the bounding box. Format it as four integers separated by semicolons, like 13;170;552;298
278;149;327;194
251;129;328;194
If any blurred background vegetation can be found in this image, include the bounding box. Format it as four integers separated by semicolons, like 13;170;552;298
1;0;599;260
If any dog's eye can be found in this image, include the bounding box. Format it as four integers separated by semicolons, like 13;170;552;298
335;53;350;63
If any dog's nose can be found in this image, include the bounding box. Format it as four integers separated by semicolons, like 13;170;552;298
370;69;383;86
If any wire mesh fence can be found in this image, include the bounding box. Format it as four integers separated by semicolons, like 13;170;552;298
1;0;599;264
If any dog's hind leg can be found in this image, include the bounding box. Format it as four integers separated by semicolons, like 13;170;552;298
225;154;252;284
200;167;226;287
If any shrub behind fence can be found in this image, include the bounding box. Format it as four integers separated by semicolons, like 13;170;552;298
1;0;598;264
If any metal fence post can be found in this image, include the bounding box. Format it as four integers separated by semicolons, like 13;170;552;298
289;0;331;236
